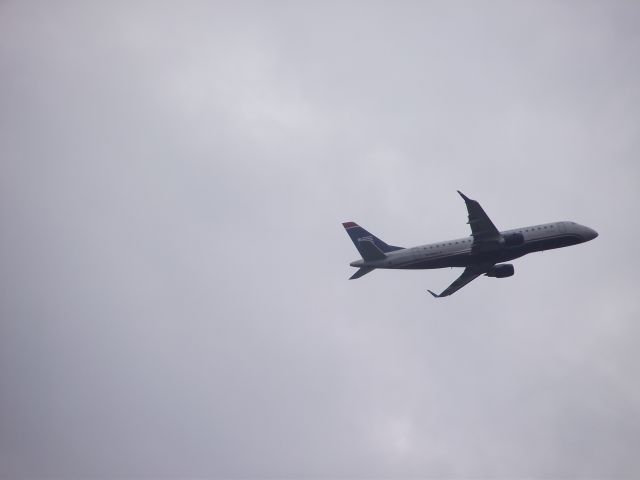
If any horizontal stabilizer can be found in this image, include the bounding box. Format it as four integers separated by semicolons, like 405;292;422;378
350;267;375;280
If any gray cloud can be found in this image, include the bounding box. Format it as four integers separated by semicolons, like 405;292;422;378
1;1;639;478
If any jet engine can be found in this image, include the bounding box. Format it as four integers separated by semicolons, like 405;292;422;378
502;232;524;247
485;264;515;278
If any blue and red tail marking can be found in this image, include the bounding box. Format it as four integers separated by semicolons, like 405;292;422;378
342;222;403;261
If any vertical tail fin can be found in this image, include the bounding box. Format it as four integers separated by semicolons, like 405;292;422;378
342;222;403;261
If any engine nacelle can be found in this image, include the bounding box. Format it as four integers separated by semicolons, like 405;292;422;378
486;263;514;278
502;232;524;247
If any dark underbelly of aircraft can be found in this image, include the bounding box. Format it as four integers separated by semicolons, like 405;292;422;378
392;233;584;270
522;233;583;252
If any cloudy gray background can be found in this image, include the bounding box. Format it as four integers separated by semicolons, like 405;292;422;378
1;1;639;478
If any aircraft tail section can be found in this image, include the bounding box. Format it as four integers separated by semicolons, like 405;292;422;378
342;222;403;261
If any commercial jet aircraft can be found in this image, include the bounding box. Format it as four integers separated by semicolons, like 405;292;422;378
343;191;598;297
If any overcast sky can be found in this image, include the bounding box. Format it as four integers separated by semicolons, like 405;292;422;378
1;1;640;478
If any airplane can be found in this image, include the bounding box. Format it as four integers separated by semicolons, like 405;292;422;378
343;191;598;297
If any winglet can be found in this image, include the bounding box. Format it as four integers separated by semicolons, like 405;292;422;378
427;289;441;298
457;190;471;202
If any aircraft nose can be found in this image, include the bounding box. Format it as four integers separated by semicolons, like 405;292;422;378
584;227;598;241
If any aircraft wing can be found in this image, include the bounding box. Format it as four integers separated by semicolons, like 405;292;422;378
428;265;493;298
457;191;501;243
